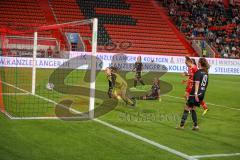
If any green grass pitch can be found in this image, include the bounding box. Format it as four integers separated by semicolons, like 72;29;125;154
0;67;240;160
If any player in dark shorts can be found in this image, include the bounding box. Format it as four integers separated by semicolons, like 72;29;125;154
132;56;145;88
178;57;210;130
133;78;161;101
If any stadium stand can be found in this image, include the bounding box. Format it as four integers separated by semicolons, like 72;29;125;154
0;0;196;56
50;0;194;55
0;0;52;37
165;0;240;59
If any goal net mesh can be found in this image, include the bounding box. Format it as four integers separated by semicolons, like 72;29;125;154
0;19;99;120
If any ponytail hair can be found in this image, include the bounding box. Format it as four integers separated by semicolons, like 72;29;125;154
185;56;191;63
198;58;210;73
191;58;197;65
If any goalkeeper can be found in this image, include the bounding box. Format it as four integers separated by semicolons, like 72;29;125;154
133;78;161;101
105;67;136;107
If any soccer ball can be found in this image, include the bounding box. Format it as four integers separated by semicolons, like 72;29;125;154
46;83;54;90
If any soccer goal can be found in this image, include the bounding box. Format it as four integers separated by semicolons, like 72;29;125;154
0;18;98;120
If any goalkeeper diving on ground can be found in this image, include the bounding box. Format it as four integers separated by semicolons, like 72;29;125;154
105;67;136;107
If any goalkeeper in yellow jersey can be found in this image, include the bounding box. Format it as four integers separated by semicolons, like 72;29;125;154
105;67;136;107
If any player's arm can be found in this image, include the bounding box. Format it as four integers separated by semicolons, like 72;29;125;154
181;79;187;84
194;81;200;94
181;71;190;77
183;71;190;76
187;79;194;83
194;81;200;102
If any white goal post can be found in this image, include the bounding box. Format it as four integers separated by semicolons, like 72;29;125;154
89;18;98;119
31;32;38;95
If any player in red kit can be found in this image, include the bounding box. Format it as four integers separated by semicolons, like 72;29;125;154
182;57;209;116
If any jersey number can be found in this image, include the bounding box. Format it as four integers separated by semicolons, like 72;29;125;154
201;75;208;87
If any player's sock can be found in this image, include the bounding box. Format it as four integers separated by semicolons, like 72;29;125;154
201;101;208;110
125;97;134;106
180;110;189;127
191;110;198;127
134;80;137;87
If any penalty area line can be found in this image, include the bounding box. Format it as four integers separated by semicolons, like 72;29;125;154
0;81;82;115
0;81;29;94
0;93;30;96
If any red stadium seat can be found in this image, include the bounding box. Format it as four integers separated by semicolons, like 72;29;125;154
0;0;193;55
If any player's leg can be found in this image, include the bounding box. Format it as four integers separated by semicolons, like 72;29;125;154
121;86;135;106
133;78;138;88
133;95;147;100
191;106;199;130
179;105;190;129
108;87;113;98
133;73;139;88
112;88;122;100
145;95;158;100
133;93;159;101
177;96;194;129
139;78;145;86
191;97;202;130
138;72;145;86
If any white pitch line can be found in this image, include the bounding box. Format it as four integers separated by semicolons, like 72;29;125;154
0;81;196;160
10;116;89;120
0;81;29;93
206;102;240;111
163;95;240;111
1;110;14;119
94;118;196;160
191;153;240;159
